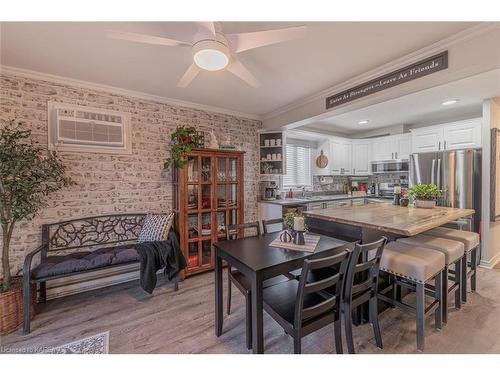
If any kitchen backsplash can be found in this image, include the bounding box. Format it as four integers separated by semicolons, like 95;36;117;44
312;173;409;193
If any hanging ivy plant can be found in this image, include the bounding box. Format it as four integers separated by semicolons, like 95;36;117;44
164;126;204;169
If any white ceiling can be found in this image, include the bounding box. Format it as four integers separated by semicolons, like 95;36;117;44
298;68;500;136
0;22;479;117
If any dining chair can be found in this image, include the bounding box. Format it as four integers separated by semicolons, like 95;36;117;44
262;251;350;354
262;218;284;234
342;237;387;354
225;221;289;349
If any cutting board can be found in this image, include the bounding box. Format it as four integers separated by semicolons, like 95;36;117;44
315;150;328;168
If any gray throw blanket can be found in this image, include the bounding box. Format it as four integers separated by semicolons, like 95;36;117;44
135;231;187;294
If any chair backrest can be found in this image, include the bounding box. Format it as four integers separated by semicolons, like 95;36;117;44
225;221;261;240
344;237;387;304
262;218;284;234
294;251;350;328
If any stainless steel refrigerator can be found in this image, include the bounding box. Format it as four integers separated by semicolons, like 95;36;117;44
409;148;482;232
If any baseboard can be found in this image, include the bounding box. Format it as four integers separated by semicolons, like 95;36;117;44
46;263;141;300
479;250;500;269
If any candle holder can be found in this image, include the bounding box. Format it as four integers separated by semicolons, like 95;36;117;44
293;230;305;245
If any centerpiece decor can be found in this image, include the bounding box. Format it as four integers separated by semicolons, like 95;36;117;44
408;183;442;209
164;126;204;169
0;120;74;335
280;212;307;244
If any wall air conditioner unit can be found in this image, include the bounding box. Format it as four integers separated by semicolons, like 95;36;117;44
48;102;132;154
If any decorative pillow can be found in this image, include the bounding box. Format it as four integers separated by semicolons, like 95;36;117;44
137;212;175;243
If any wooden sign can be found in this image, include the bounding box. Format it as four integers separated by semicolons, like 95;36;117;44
326;51;448;109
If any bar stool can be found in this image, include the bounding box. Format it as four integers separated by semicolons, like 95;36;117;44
396;234;465;324
378;241;445;352
424;227;480;303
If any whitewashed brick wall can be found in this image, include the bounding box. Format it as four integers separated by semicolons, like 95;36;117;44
0;73;262;276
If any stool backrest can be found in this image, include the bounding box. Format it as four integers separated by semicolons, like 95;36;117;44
262;218;284;234
344;237;387;303
226;221;261;240
294;251;350;328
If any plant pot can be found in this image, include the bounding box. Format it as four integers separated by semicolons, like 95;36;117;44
0;277;36;336
415;199;436;209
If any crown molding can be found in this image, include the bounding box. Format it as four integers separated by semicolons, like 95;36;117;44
0;65;262;121
262;22;500;121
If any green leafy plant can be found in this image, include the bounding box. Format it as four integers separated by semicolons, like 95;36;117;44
408;183;442;201
0;120;75;291
164;126;204;169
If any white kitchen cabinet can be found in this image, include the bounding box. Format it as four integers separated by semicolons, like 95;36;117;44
352;140;371;175
411;118;481;153
371;133;411;161
411;127;444;153
442;119;482;150
329;139;352;175
371;137;394;161
393;133;412;160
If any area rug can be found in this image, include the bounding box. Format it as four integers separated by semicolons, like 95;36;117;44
42;331;109;354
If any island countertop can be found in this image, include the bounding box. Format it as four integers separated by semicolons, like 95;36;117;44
303;202;475;237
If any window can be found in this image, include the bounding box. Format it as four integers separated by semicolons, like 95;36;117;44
283;144;312;188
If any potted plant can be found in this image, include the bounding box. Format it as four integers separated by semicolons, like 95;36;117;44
0;120;74;335
408;183;442;209
164;126;204;169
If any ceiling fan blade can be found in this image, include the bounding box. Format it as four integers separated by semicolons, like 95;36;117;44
195;22;217;40
226;59;260;88
226;25;307;53
177;64;201;88
107;30;191;47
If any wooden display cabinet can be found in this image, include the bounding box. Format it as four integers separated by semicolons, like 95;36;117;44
172;149;244;276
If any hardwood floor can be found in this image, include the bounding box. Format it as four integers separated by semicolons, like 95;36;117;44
2;268;500;354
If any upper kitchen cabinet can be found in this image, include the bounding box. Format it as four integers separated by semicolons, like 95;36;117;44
330;138;352;175
442;118;482;150
351;140;371;175
411;118;481;153
371;133;411;161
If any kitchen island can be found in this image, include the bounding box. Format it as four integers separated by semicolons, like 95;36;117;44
304;202;475;241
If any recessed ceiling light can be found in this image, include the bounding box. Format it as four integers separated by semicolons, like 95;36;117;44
442;99;459;106
358;120;369;125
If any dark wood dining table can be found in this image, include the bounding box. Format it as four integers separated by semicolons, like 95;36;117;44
213;231;348;354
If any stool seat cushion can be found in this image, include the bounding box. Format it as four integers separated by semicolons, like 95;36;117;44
424;227;479;252
396;235;464;265
381;242;445;283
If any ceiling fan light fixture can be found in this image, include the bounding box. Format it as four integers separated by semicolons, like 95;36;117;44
192;40;229;71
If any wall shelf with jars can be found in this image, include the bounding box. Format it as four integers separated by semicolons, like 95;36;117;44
259;131;285;175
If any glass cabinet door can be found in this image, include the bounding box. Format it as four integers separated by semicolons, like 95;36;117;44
228;157;238;181
187;242;199;269
201;156;211;182
187;185;199;210
187;156;199;182
216;158;227;181
201;240;212;266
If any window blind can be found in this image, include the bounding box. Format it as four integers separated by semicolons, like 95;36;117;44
283;144;312;187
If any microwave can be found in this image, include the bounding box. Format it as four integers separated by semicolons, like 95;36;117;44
371;159;409;174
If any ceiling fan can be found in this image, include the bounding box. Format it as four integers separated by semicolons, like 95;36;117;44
107;22;306;88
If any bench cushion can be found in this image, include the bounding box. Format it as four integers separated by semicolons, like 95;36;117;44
424;227;480;252
381;241;445;283
396;234;464;265
32;244;139;279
